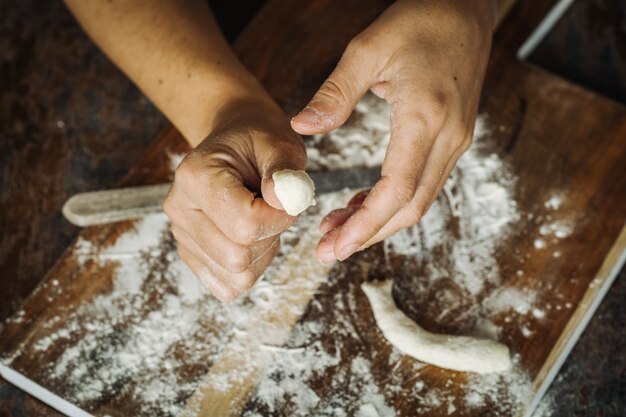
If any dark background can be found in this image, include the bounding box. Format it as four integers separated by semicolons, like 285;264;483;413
1;0;624;415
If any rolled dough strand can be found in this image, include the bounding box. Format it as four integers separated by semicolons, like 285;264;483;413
361;280;511;374
272;169;316;216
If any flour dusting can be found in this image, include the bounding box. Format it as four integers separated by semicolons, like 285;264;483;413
7;94;560;416
241;95;535;415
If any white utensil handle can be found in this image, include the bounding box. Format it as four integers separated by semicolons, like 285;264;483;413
62;183;171;227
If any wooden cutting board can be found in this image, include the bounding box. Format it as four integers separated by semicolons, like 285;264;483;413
1;1;625;416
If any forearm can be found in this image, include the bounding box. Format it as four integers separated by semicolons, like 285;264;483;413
64;0;276;146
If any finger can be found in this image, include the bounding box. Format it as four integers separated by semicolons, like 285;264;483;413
201;237;279;294
172;160;294;245
319;190;370;234
177;243;239;302
331;106;442;260
248;238;280;277
172;223;254;294
361;135;470;248
348;190;370;207
256;135;308;212
291;40;379;135
171;216;279;272
172;223;278;294
169;210;252;274
320;207;358;235
317;226;342;264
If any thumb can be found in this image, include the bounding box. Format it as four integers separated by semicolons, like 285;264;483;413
291;45;375;135
258;137;308;212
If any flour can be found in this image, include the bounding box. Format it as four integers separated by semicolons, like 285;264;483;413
238;97;536;416
25;189;357;416
463;365;532;410
15;94;551;416
485;287;537;315
543;195;562;210
383;119;519;298
306;94;390;171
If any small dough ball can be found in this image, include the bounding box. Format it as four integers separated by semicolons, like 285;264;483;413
272;169;316;216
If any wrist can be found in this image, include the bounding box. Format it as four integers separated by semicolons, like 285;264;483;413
395;0;496;39
175;70;281;147
211;94;288;136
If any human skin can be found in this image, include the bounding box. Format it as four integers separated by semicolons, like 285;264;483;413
64;0;496;300
292;0;497;263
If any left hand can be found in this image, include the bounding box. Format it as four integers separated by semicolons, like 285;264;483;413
291;0;496;263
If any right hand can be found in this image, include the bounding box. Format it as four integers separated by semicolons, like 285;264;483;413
163;99;307;301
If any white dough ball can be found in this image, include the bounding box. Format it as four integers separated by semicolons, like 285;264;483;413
272;169;316;216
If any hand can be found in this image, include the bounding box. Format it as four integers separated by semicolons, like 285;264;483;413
291;0;496;263
164;99;307;301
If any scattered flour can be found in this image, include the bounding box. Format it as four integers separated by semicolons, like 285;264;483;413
306;94;390;171
485;287;537;316
23;191;357;416
8;94;565;416
244;95;536;415
543;195;562;210
464;365;532;410
383;117;520;298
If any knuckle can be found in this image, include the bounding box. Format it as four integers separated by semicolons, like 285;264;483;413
174;158;196;182
394;180;417;206
411;93;448;134
230;270;257;293
232;215;261;245
223;248;252;274
346;34;374;54
403;204;425;227
215;287;240;303
425;104;446;130
380;174;416;206
317;78;351;105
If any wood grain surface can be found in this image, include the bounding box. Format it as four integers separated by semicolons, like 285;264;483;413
1;0;626;416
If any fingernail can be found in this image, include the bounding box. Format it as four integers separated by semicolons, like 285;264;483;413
292;107;320;126
337;244;359;261
317;249;336;264
348;190;370;207
319;208;346;234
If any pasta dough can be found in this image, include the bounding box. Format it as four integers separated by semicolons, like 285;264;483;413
272;169;316;216
362;280;511;374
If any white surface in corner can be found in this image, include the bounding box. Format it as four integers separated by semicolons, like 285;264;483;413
0;362;93;417
524;241;626;417
517;0;576;60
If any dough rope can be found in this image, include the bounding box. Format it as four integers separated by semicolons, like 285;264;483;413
362;280;511;374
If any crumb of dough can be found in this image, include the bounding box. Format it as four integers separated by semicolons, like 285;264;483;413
272;169;316;216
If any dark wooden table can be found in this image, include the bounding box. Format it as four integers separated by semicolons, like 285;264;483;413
1;0;624;416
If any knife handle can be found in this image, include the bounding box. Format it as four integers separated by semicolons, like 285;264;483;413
62;183;172;227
